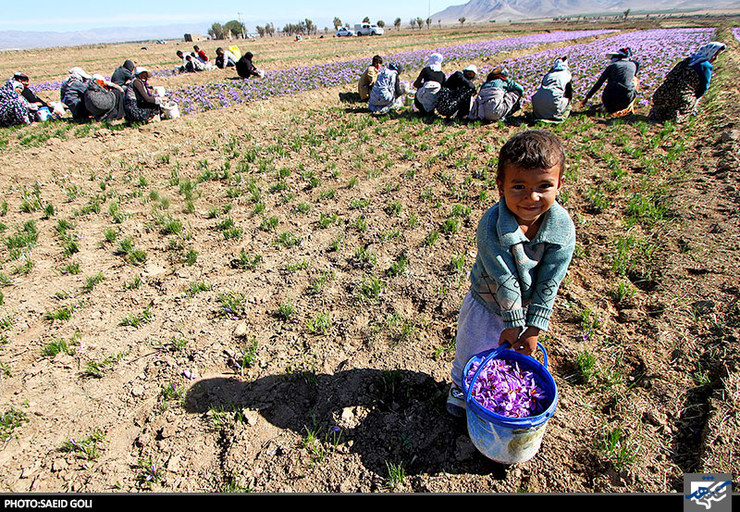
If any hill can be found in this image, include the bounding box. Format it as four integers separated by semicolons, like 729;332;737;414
0;23;208;50
431;0;740;23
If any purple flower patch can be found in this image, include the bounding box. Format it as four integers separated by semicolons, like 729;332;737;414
465;358;547;418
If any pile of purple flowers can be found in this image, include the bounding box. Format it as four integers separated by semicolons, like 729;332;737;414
465;357;547;418
733;27;740;43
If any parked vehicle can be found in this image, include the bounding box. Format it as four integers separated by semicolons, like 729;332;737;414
353;23;384;36
336;27;356;37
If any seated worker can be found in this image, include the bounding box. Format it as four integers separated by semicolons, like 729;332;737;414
215;47;238;69
413;53;446;115
193;45;209;63
468;66;525;123
193;45;214;70
111;60;135;87
436;65;478;119
123;67;162;124
358;55;383;101
176;51;205;73
12;72;50;115
0;78;31;127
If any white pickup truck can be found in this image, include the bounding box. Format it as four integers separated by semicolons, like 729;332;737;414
353;23;384;36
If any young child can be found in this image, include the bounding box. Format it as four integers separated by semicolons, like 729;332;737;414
447;129;576;417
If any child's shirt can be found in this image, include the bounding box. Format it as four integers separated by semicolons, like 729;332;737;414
469;199;576;332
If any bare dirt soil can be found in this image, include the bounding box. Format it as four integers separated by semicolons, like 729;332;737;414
0;20;738;494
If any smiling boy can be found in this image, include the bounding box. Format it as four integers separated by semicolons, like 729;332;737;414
447;129;576;417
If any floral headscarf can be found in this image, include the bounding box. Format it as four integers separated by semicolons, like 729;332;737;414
0;78;30;127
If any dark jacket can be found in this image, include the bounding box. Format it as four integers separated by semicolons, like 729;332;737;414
62;80;89;120
585;59;640;112
21;86;48;108
413;67;446;89
111;60;135;87
236;53;259;78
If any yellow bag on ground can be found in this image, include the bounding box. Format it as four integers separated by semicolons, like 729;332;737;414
229;46;242;60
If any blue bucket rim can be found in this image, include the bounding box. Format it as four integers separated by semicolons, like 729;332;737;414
462;342;558;428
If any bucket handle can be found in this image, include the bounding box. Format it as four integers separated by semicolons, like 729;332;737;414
464;342;548;403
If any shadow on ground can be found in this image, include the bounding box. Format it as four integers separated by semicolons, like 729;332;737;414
183;367;508;479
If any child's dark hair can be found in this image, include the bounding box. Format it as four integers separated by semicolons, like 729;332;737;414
496;130;566;181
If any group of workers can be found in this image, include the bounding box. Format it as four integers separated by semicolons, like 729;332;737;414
0;39;728;130
0;61;170;128
175;45;264;79
358;41;727;125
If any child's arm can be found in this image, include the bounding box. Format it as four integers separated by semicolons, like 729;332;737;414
526;236;575;333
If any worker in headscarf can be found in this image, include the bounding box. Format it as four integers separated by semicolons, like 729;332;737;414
649;42;727;123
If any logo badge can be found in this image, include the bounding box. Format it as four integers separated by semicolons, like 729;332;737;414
684;473;733;511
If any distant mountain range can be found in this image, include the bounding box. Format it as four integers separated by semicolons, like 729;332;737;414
431;0;740;23
0;23;210;50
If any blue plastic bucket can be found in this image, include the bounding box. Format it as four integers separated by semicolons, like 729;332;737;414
461;342;558;464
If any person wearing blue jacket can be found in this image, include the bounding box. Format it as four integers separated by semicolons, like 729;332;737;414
446;130;575;417
649;42;726;123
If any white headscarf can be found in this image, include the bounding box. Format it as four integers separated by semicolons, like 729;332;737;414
689;42;727;66
68;67;91;82
134;67;151;79
426;53;443;72
550;57;569;73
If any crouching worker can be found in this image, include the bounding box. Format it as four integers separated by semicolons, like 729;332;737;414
581;47;640;117
85;74;125;122
368;63;405;114
123;67;162;124
358;55;383;101
236;52;263;78
61;67;92;122
531;57;573;123
468;66;524;123
446;130;576;417
436;65;478;119
413;53;446;115
0;78;31;127
215;47;238;69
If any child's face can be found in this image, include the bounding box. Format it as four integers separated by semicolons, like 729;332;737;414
497;163;564;227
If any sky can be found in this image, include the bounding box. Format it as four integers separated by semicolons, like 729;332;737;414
0;0;454;33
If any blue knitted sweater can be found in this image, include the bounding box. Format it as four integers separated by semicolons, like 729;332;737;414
469;199;576;331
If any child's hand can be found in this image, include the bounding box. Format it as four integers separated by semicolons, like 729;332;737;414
515;326;540;356
499;327;521;349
